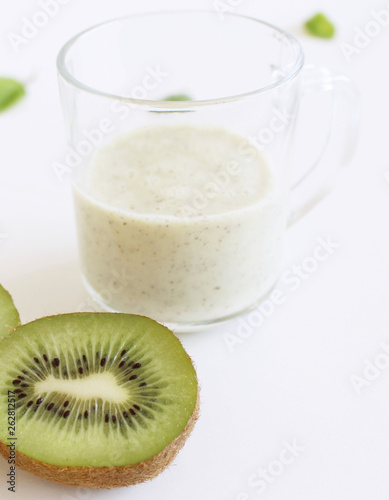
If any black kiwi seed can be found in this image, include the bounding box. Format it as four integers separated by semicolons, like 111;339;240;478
52;358;60;367
130;409;136;416
105;414;109;423
14;389;22;394
34;357;40;364
119;360;125;368
64;401;69;407
43;354;48;362
18;376;25;380
100;358;106;367
12;380;21;386
78;367;84;375
18;393;26;399
82;355;87;363
121;349;127;357
133;363;141;369
47;403;54;411
21;383;29;388
134;404;140;411
139;382;147;387
63;411;70;419
27;401;33;407
84;411;88;419
129;375;138;381
36;398;43;405
123;411;128;418
112;415;117;423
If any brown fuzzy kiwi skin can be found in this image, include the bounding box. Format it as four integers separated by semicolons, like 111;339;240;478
0;394;199;489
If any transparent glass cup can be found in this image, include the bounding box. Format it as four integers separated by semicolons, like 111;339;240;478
57;11;359;331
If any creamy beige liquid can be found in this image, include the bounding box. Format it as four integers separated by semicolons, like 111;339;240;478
73;125;288;324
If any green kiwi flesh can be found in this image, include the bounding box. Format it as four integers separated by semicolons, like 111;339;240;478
0;284;20;341
0;313;199;488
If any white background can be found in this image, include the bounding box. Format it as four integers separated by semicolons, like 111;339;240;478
1;0;389;499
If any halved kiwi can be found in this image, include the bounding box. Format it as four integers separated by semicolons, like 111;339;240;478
0;284;20;341
0;313;199;489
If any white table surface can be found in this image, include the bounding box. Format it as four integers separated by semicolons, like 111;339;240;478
1;0;388;499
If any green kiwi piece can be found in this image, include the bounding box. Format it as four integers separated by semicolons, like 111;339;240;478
0;313;199;489
0;284;20;341
0;78;26;113
304;13;335;39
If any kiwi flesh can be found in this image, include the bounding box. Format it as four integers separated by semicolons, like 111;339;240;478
0;284;20;341
0;313;199;488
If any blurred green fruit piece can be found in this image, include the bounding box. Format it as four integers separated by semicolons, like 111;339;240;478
163;93;192;101
305;13;335;39
0;78;26;112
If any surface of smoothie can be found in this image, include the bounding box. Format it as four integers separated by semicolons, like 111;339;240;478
73;125;288;324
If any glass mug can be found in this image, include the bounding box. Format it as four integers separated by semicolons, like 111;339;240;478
57;11;358;331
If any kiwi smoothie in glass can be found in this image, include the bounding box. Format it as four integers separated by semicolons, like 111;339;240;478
58;12;358;329
73;125;288;325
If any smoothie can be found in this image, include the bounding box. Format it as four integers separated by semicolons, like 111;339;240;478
73;125;288;324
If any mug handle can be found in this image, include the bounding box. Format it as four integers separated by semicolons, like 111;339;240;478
287;66;360;226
